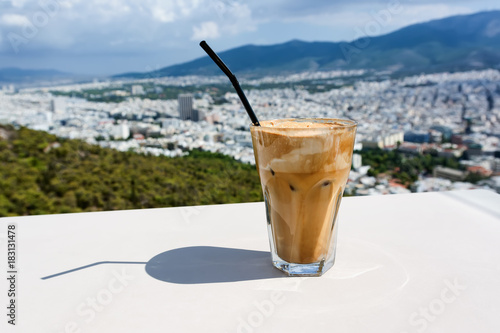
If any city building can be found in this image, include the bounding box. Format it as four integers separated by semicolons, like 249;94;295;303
430;125;453;141
177;94;205;122
493;159;500;173
361;131;403;149
404;130;430;143
111;123;130;140
433;166;468;181
352;153;362;170
50;99;66;114
205;112;221;124
436;144;466;159
178;93;194;121
131;85;145;95
398;142;424;155
1;84;16;94
1;68;499;194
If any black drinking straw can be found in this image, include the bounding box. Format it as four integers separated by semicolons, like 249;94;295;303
199;40;260;126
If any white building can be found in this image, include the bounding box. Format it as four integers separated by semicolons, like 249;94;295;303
352;153;362;170
1;84;16;94
131;85;145;95
361;131;404;149
111;124;130;140
50;98;66;114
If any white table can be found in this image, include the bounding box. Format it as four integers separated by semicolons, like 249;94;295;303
1;189;499;333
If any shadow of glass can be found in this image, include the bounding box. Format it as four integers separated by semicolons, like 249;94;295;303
145;246;284;284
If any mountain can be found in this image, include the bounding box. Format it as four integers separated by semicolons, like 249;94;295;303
0;67;74;85
115;10;500;79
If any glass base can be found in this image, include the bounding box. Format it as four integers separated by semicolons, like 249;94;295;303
272;256;335;277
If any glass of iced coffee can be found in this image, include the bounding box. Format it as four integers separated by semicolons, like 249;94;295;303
250;118;357;276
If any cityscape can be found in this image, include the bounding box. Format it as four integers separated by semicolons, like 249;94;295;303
1;68;500;196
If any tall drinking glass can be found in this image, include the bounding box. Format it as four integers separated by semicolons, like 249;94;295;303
250;118;357;276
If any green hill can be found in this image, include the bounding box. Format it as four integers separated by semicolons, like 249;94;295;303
0;125;263;217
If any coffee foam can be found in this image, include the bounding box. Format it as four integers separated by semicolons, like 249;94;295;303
258;120;349;138
264;120;336;129
268;135;334;173
252;124;355;174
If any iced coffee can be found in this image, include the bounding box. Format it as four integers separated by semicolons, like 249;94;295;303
250;118;357;276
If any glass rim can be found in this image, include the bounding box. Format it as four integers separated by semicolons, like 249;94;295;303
250;118;358;130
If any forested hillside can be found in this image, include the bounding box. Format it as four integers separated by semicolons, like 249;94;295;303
0;125;263;216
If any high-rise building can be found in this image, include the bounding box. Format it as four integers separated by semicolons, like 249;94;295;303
194;109;205;122
352;154;362;170
178;94;194;121
50;99;66;114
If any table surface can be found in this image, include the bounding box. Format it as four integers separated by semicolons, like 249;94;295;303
1;189;499;333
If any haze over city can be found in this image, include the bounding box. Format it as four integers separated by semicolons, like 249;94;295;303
1;0;500;75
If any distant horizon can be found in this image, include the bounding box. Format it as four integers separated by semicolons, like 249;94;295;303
0;2;499;76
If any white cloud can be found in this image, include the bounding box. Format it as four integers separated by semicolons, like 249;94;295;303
6;0;28;9
192;21;220;40
0;13;30;26
220;3;256;35
0;0;498;73
397;4;474;25
272;3;474;27
177;0;201;17
152;6;176;23
254;2;478;42
150;0;205;23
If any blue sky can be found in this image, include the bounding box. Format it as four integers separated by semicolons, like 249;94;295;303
0;0;499;76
